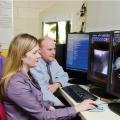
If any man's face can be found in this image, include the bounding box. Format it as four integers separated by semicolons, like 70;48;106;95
40;38;56;62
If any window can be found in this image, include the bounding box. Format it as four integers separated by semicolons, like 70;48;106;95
43;22;57;42
43;21;70;44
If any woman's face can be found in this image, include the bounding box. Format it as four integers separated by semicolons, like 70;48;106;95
22;45;41;68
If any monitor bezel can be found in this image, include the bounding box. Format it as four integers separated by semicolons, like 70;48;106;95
87;31;113;87
107;30;120;98
66;32;89;72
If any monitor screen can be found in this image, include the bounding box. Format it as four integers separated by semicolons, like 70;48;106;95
66;33;89;72
107;31;120;116
107;31;120;98
88;32;112;86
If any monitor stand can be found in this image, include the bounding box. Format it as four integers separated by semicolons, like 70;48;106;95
108;103;120;116
89;87;117;99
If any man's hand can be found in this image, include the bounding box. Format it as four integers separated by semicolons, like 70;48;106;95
49;106;55;111
48;83;61;93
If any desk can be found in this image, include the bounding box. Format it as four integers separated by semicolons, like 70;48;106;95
59;85;120;120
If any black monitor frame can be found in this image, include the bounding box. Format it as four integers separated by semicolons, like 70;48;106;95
107;30;120;98
87;31;117;98
66;32;89;73
88;31;113;87
106;30;120;116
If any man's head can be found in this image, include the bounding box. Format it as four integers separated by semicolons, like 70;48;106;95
38;36;56;62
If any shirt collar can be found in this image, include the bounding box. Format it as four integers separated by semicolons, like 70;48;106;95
40;58;51;66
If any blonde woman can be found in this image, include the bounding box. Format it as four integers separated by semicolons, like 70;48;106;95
0;44;5;80
0;33;96;120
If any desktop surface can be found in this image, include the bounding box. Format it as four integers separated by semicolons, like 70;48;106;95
59;84;120;120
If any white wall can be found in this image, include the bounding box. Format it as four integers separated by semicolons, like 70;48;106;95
13;1;83;38
41;1;83;32
0;0;13;49
13;7;40;38
86;1;120;32
13;1;57;38
13;1;120;42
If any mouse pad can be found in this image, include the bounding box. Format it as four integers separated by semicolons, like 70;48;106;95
88;103;108;112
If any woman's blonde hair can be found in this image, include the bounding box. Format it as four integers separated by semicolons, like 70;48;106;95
0;33;38;99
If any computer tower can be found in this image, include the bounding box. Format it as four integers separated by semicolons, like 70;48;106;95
55;44;66;70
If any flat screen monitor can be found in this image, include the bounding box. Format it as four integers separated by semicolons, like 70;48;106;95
88;31;113;98
66;33;89;72
107;31;120;115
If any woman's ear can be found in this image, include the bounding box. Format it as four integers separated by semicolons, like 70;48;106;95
21;57;24;62
21;54;26;61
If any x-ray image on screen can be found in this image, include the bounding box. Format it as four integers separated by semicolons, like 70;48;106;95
114;57;120;70
93;49;109;75
113;45;120;70
88;32;112;91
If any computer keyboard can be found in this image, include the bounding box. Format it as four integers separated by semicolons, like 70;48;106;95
62;85;97;103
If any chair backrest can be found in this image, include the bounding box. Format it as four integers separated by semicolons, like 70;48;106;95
0;56;6;80
0;102;7;120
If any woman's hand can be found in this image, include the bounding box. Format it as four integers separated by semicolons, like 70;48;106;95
74;99;96;112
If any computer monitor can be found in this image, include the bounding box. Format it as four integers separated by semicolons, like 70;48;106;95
66;33;89;72
107;31;120;116
87;31;114;98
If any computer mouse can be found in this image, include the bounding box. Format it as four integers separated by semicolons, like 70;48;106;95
96;104;104;110
88;103;108;112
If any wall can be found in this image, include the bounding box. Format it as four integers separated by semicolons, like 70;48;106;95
13;7;40;38
13;1;83;38
6;0;120;47
0;0;13;49
86;1;120;32
13;1;57;38
40;1;82;32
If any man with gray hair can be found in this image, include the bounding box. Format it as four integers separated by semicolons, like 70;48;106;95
31;36;69;106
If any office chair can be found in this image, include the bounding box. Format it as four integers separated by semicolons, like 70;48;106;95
0;102;7;120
